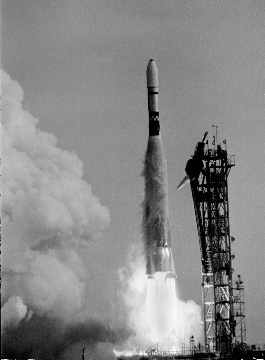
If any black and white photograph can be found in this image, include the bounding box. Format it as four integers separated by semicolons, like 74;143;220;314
1;1;265;359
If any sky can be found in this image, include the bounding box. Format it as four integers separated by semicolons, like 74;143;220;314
1;0;265;356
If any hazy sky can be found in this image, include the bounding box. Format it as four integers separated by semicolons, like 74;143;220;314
2;0;265;347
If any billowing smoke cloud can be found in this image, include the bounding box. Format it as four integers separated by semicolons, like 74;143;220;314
1;296;28;329
117;244;150;349
1;69;129;359
1;69;202;358
3;315;130;360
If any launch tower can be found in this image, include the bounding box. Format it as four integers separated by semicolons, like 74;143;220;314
188;133;236;354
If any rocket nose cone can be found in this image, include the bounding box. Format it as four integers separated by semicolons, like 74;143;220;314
146;59;158;88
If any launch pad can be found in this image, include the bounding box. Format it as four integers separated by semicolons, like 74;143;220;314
116;343;265;360
115;128;265;360
116;342;218;359
116;61;264;360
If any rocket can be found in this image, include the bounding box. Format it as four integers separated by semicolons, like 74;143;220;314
143;60;176;278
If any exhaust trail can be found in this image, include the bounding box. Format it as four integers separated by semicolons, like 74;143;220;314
143;60;178;342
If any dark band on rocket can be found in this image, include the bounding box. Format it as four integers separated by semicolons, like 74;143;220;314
149;111;160;136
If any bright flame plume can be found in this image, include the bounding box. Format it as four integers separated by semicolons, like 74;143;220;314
146;272;178;343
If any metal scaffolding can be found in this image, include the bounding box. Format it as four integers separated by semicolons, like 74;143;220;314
189;136;236;355
232;274;246;345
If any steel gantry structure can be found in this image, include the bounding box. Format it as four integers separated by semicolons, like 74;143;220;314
182;132;237;355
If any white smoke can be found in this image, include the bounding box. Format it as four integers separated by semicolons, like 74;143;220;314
118;244;151;349
1;68;202;359
1;68;110;328
1;296;28;329
118;243;203;351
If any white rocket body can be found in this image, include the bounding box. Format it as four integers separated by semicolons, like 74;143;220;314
143;60;176;278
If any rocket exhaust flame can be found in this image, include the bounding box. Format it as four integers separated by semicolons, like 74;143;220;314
143;60;178;341
146;273;178;342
